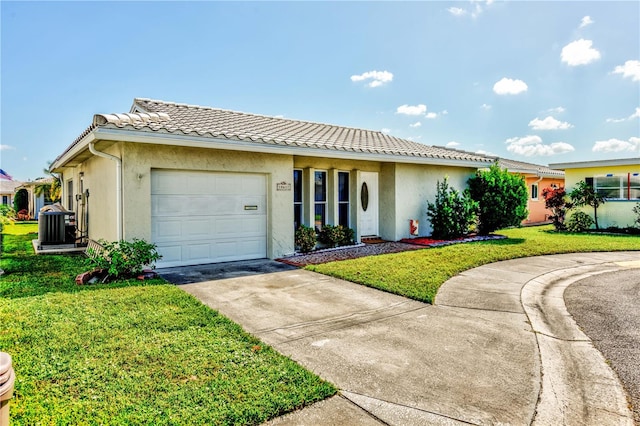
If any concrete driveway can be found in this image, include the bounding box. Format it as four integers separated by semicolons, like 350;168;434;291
174;252;639;425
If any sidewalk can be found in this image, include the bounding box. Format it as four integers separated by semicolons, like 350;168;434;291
178;252;639;425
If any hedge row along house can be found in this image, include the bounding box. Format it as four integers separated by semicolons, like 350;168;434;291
50;98;560;268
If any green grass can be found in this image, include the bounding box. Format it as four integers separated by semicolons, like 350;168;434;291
0;222;167;299
0;223;336;424
308;225;640;304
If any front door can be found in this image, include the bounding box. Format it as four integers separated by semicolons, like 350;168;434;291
359;172;379;236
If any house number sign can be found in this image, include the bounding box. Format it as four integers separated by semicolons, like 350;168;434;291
276;181;292;191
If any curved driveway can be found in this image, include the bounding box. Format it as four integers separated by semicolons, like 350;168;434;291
175;251;640;425
565;269;640;425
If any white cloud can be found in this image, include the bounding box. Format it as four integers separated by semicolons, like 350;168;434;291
547;106;565;114
409;121;422;128
351;70;394;88
612;60;640;82
425;112;438;119
441;110;448;115
396;104;427;116
592;137;640;153
561;39;601;66
506;135;575;156
481;103;492;110
579;16;594;28
528;116;574;130
493;77;528;95
0;145;15;151
606;107;640;123
446;141;461;148
448;7;466;16
381;128;391;134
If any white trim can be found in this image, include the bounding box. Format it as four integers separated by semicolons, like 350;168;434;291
550;158;640;170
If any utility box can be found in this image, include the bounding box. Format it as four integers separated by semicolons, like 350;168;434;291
38;211;76;245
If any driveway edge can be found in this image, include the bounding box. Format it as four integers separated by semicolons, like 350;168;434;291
521;261;637;425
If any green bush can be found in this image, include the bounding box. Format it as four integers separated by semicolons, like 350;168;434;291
295;225;317;253
86;239;162;279
426;177;477;239
566;211;594;232
467;163;528;235
318;224;355;248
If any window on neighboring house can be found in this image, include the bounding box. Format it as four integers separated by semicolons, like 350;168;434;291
338;172;350;227
592;174;640;200
531;183;538;200
293;169;303;230
314;171;327;231
67;180;74;211
2;195;8;205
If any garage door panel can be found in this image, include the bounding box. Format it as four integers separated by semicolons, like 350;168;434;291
151;170;267;267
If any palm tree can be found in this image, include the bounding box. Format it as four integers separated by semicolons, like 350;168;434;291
34;162;62;203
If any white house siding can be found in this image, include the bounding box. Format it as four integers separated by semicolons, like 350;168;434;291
391;163;477;240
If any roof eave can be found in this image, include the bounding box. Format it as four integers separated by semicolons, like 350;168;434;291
50;130;97;172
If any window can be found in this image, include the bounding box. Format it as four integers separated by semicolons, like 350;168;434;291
531;183;538;200
2;195;8;205
593;174;640;200
293;169;303;230
67;180;74;210
338;172;350;227
314;171;327;231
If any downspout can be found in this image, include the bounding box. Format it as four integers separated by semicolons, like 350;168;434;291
88;142;123;240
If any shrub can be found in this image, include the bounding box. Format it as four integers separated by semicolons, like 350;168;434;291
16;209;29;221
295;225;316;253
86;239;162;279
318;225;355;248
542;186;572;231
13;188;28;213
566;211;594;232
426;177;477;239
467;163;528;235
569;180;605;230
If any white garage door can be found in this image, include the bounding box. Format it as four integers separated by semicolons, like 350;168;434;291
151;170;267;268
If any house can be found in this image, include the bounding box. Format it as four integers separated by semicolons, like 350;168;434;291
0;178;22;209
549;157;640;228
496;158;565;224
15;178;55;220
50;98;495;268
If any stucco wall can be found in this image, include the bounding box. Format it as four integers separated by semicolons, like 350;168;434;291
564;165;639;228
122;143;294;259
524;176;564;224
60;145;120;242
392;164;476;240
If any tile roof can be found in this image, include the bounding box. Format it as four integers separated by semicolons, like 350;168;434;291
79;98;491;164
496;158;565;177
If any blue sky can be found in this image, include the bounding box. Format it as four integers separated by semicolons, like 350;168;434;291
1;1;639;182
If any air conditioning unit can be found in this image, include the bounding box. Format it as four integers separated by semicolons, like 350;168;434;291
38;212;75;245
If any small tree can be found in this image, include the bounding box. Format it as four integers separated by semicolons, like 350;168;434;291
569;180;605;230
542;186;571;231
13;188;28;213
35;162;62;203
633;202;640;228
427;177;477;239
467;163;528;235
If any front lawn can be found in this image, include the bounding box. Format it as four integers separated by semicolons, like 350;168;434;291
308;225;640;303
0;223;336;424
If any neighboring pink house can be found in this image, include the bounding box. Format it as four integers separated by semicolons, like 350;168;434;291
497;159;565;224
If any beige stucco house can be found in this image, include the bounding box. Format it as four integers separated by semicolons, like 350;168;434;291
51;98;494;268
549;157;640;229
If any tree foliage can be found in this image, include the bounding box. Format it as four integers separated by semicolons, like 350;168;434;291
467;163;528;235
569;180;605;230
13;188;28;213
35;163;62;203
426;177;478;239
542;186;572;231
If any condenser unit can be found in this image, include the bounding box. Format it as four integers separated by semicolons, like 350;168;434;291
38;211;75;245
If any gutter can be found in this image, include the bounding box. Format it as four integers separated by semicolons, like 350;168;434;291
88;142;123;240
